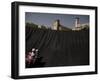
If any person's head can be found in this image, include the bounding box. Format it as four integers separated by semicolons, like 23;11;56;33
32;48;35;52
36;49;38;52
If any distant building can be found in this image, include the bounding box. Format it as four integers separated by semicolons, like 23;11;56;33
38;18;89;31
38;25;42;28
72;17;89;31
75;17;80;28
52;19;71;31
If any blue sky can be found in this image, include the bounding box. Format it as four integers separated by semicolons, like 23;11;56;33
25;12;89;29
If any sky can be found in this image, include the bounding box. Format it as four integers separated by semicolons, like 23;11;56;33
25;12;89;29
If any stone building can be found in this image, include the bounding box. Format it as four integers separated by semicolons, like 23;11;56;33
52;19;71;31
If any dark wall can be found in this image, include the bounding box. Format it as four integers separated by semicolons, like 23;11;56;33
26;27;89;68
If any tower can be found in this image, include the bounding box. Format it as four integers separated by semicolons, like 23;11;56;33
52;19;60;30
75;17;80;28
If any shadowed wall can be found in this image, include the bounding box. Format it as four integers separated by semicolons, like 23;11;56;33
26;27;89;68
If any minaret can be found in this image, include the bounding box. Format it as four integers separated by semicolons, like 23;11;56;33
75;17;80;28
